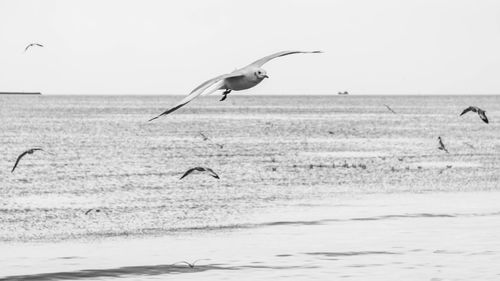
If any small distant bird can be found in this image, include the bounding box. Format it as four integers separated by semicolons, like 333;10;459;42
384;104;397;114
464;142;475;149
199;132;209;141
172;259;208;268
148;50;322;121
198;132;224;149
11;148;44;173
460;106;489;124
24;43;44;52
437;136;449;153
180;167;220;180
85;208;101;215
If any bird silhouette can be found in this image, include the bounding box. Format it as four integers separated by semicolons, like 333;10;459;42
199;132;209;141
437;136;449;153
460;106;489;124
172;259;208;268
11;148;44;173
180;167;220;180
24;43;44;52
198;132;224;149
384;104;397;114
84;208;101;215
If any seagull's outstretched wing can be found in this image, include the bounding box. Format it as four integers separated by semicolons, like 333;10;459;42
384;104;396;114
205;168;220;179
180;168;198;180
479;111;489;124
148;72;244;121
11;148;43;173
12;151;29;173
460;106;474;116
247;50;322;68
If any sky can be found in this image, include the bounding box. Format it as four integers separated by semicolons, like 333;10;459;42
0;0;500;95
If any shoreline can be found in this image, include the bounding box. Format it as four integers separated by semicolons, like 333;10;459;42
1;191;499;280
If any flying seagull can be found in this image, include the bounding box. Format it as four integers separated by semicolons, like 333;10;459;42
172;259;209;268
148;50;322;121
199;132;224;149
11;148;44;173
464;142;474;149
199;132;209;141
84;208;101;215
384;104;397;114
180;167;220;180
437;136;449;153
460;106;489;124
24;43;44;52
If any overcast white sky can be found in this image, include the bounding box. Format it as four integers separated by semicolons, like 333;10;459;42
1;0;499;95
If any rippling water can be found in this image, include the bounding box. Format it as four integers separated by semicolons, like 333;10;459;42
0;95;499;280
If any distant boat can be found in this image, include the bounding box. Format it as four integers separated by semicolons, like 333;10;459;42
338;91;349;95
0;92;41;95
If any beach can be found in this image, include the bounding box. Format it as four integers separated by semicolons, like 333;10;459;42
2;192;500;280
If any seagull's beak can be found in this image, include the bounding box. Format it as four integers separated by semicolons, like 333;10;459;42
263;75;269;79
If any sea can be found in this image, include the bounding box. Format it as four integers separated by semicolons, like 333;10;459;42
0;95;499;280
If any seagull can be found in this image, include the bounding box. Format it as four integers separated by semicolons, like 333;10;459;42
384;104;396;114
172;259;208;268
11;148;44;173
199;132;224;149
84;208;101;215
149;50;322;121
464;142;475;149
24;43;44;52
180;167;220;180
199;132;209;141
437;136;449;153
460;106;489;124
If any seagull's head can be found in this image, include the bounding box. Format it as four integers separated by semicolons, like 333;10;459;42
254;69;269;79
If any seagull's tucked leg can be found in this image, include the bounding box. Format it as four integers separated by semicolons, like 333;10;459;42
220;89;231;101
